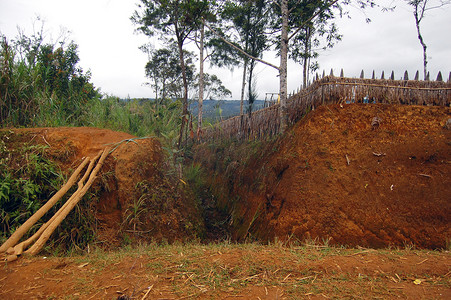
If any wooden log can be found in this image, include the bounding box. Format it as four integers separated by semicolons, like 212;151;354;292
25;148;110;256
10;152;102;257
0;157;90;253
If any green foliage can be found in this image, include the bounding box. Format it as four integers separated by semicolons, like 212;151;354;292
287;0;342;85
83;96;182;138
0;131;98;253
183;162;205;198
0;138;62;236
144;44;197;101
193;73;232;100
0;32;100;127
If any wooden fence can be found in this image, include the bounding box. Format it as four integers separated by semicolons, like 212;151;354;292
201;73;451;142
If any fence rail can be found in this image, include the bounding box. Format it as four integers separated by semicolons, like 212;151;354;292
201;75;451;142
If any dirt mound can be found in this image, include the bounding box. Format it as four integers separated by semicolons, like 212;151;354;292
2;127;203;248
196;104;451;249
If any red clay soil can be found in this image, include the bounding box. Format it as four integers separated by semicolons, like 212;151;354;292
1;244;450;299
199;104;451;249
1;127;202;248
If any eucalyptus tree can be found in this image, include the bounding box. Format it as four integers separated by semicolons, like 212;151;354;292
191;2;220;134
195;0;378;132
144;44;196;102
272;0;376;131
215;0;270;115
192;73;232;100
132;0;209;147
288;1;342;87
405;0;450;79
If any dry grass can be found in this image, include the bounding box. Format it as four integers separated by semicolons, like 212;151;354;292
3;241;449;299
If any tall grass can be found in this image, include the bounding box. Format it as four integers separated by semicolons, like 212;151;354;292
82;96;183;138
1;34;184;144
0;35;99;128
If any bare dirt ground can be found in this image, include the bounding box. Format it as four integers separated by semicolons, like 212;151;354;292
1;103;451;299
1;243;450;299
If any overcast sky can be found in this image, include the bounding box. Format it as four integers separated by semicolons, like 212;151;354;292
0;0;450;99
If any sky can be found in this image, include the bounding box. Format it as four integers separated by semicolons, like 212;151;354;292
0;0;450;99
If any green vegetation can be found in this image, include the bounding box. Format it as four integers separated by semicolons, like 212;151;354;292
0;32;98;127
82;96;183;138
0;30;184;139
0;130;98;253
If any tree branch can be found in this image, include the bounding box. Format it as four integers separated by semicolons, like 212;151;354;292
288;0;340;41
203;20;280;71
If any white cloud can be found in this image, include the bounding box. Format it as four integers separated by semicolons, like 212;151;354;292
0;0;449;98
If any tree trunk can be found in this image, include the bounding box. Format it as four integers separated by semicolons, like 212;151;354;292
240;59;247;116
198;21;205;136
154;78;159;106
414;9;428;80
248;61;255;116
177;34;189;148
279;0;289;133
302;27;312;88
25;148;109;256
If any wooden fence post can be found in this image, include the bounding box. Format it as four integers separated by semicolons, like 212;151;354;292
200;75;450;143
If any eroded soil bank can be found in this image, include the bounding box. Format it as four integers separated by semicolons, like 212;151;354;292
195;104;451;249
0;127;204;250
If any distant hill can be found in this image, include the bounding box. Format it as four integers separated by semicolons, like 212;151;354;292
126;98;272;122
189;100;268;122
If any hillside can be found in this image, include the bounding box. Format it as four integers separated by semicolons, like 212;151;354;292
195;103;451;249
1;103;450;299
190;99;267;121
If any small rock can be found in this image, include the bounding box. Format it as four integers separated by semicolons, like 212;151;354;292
444;118;451;129
371;116;381;129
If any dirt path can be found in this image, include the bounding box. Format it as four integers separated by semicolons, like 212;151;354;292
1;243;450;299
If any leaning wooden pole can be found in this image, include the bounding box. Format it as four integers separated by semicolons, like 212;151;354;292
25;147;110;256
0;157;90;253
7;152;101;257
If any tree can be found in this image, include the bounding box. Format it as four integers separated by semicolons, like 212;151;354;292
144;44;196;102
288;1;342;87
192;11;221;136
132;0;209;147
273;0;376;131
216;0;270;115
405;0;451;79
192;1;378;133
192;73;232;100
